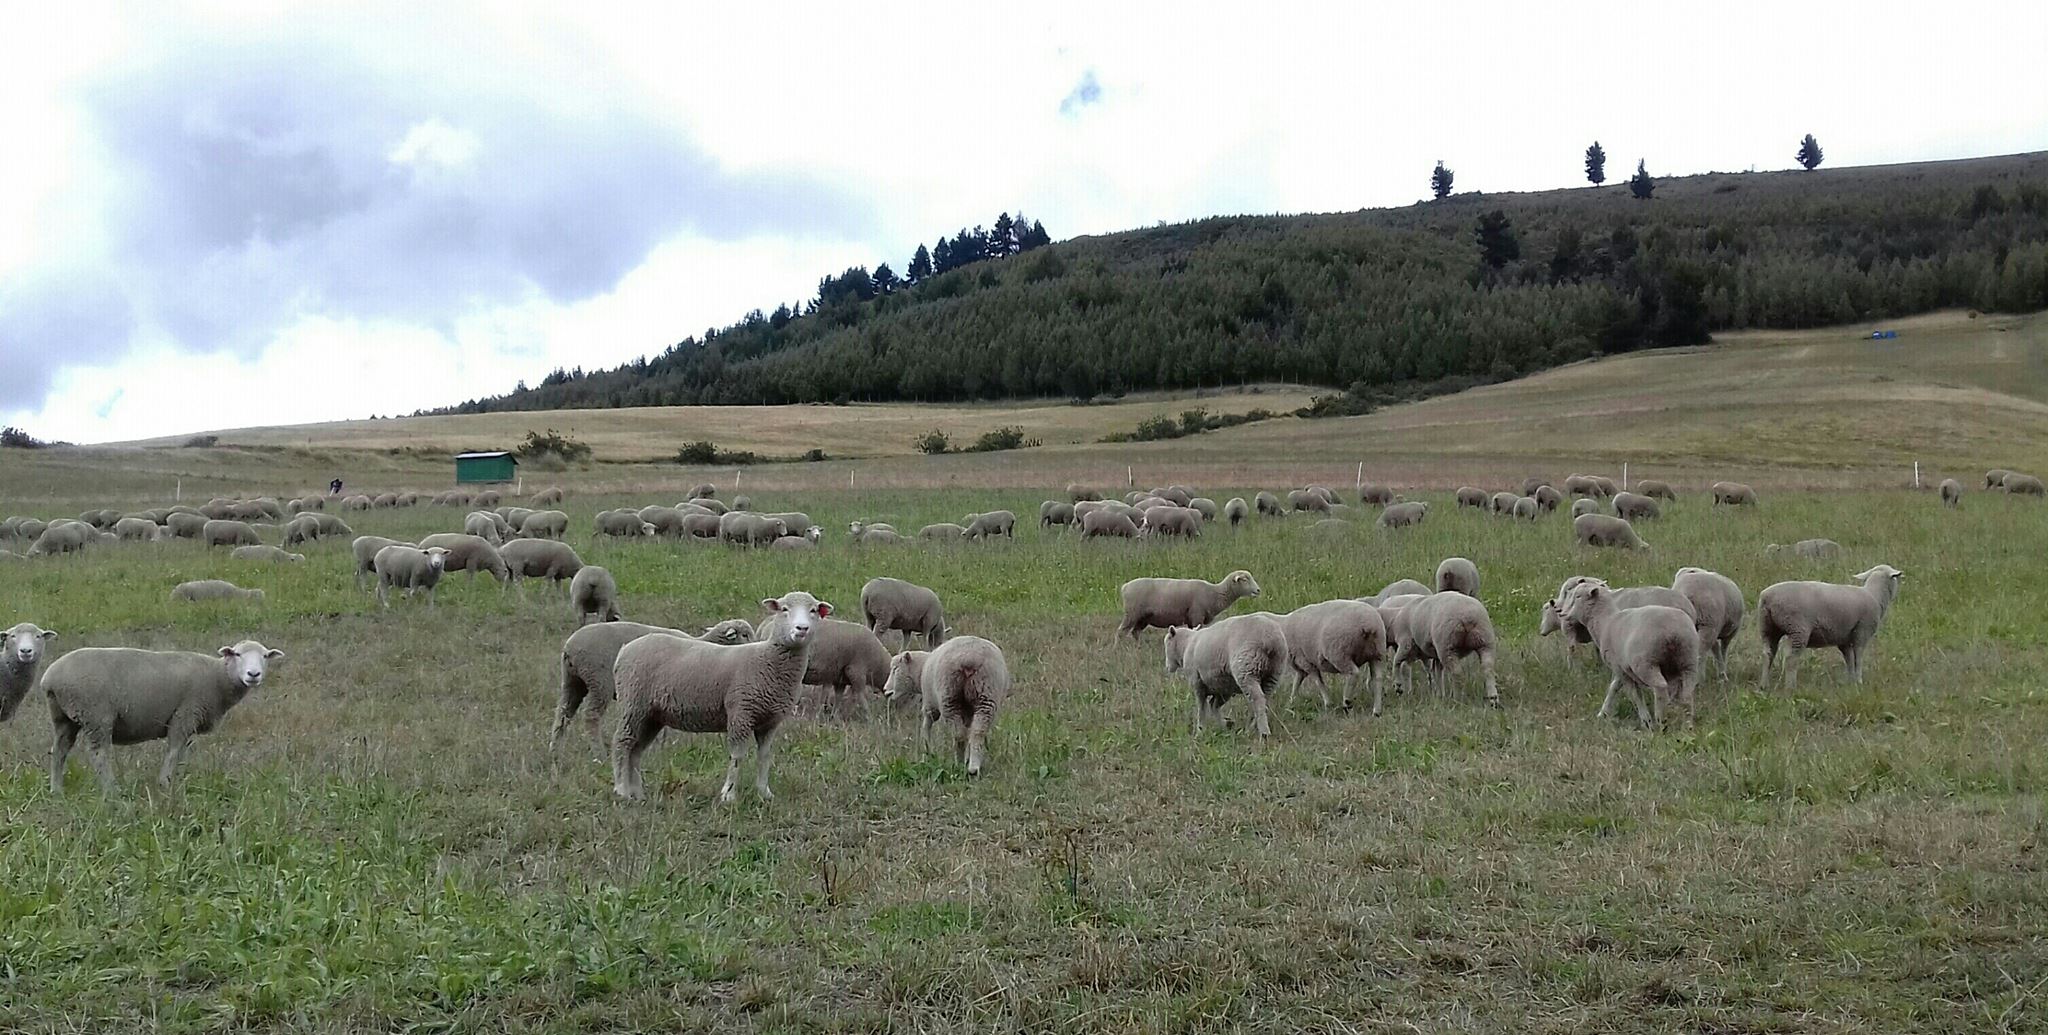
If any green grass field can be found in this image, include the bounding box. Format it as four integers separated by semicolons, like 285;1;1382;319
2;483;2045;1032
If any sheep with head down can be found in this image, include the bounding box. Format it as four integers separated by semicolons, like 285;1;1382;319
1560;578;1700;730
1672;566;1744;681
1712;481;1759;506
2004;474;2045;497
171;580;266;605
570;566;623;625
1358;484;1394;507
1393;591;1502;706
1224;497;1249;527
885;636;1011;775
1575;513;1648;549
1612;492;1660;521
1985;469;2013;489
1377;502;1428;529
1277;600;1389;715
1435;556;1480;597
1940;478;1962;508
861;577;947;650
1164;613;1286;739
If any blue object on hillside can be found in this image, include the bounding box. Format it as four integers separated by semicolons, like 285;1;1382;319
1870;329;1898;339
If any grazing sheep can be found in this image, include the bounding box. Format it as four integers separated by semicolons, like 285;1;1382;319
1511;496;1539;520
371;493;398;509
1564;474;1603;498
1081;510;1139;539
1940;478;1963;508
1518;477;1551;496
1394;591;1502;706
14;518;51;542
1188;497;1218;521
1067;484;1102;502
1287;488;1334;514
570;565;623;625
1636;479;1677;501
463;511;504;543
2;623;58;723
1489;491;1518;515
1435;557;1480;597
374;545;451;608
111;517;162;542
762;511;813;535
732;495;753;511
308;513;353;537
1118;570;1260;638
688;483;718;500
1255;491;1285;517
849;520;897;536
861;577;947;649
691;498;729;516
855;526;905;545
610;590;832;802
229;545;303;564
1673;567;1744;681
1365;578;1432;605
521;510;570;539
676;513;723;540
500;538;585;591
636;506;693;538
1224;497;1249;526
281;514;324;547
1455;486;1489;510
1712;481;1759;506
550;619;756;752
471;490;502;508
1041;500;1077;528
1613;491;1661;521
170;579;265;604
772;617;892;718
719;512;789;547
533;486;565;505
1575;513;1648;549
416;532;511;585
43;640;284;793
918;522;968;542
340;494;374;511
1372;593;1431;695
1570;498;1599;518
1358;484;1395;507
1164;613;1286;738
201;520;262;548
1377;501;1428;529
1143;506;1203;538
1534;485;1564;512
1758;564;1904;690
1765;538;1842;560
886;636;1011;774
962;510;1017;540
26;523;91;557
350;536;413;591
1985;469;2013;489
2004;474;2045;497
1560;579;1700;730
596;510;657;539
1591;476;1618;497
1278;600;1389;715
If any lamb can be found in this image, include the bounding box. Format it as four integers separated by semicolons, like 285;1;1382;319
1940;478;1963;507
1712;481;1759;506
1570;498;1599;518
1365;578;1432;605
1255;491;1285;517
374;545;452;608
1040;500;1077;528
521;510;570;539
228;545;303;564
732;495;753;511
861;576;948;649
768;528;823;550
885;636;1011;774
1672;566;1744;681
596;510;657;538
1560;578;1700;730
1612;491;1661;521
170;579;266;604
1081;510;1139;538
2;623;58;722
417;532;511;585
770;616;892;719
688;483;718;500
500;538;585;590
350;536;413;590
463;511;504;543
1455;486;1489;510
1143;506;1203;538
112;517;162;541
1636;479;1677;501
202;519;262;548
1511;496;1539;520
1358;484;1395;507
610;590;832;802
1575;513;1648;549
719;512;788;547
550;619;756;752
1766;538;1842;560
1377;501;1428;528
42;640;284;793
962;510;1018;539
1278;600;1389;715
1758;564;1904;690
1534;485;1564;512
569;565;622;625
1393;591;1502;706
1163;613;1286;738
918;522;968;542
532;487;565;506
1985;469;2013;489
1118;570;1260;638
1224;497;1249;526
1435;557;1480;597
2004;474;2045;497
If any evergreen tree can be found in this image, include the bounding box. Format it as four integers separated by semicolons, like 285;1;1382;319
907;244;933;283
989;212;1017;258
873;263;899;294
1020;220;1052;250
1431;160;1455;200
932;238;955;274
1585;141;1606;185
1629;159;1656;200
1797;133;1824;171
1475;210;1520;269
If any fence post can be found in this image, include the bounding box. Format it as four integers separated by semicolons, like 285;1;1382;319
176;478;182;502
1621;463;1628;492
1914;461;1920;489
1127;466;1133;488
1356;462;1363;492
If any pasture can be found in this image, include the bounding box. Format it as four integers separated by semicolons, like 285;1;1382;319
2;480;2045;1032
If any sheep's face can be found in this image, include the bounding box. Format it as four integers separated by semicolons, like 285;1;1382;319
765;519;788;539
882;651;926;701
1560;580;1610;625
4;624;55;667
424;547;451;572
804;526;823;543
1226;571;1261;599
1162;628;1189;672
220;641;285;688
761;592;831;648
1537;602;1561;637
702;619;754;645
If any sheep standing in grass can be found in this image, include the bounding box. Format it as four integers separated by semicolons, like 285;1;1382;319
1365;578;1432;605
27;523;92;556
1672;567;1744;681
1256;491;1285;517
1561;578;1699;730
1564;474;1602;497
1288;489;1332;514
551;619;756;752
1224;497;1249;527
861;577;947;649
1519;477;1551;496
2;623;58;723
597;511;658;539
1455;487;1488;510
1636;479;1677;501
1395;591;1502;706
2005;474;2045;497
1537;598;1596;669
112;517;161;541
1612;492;1660;521
885;636;1011;774
350;536;413;590
1534;485;1564;512
1766;538;1842;560
1118;570;1260;638
570;566;622;625
1041;501;1077;528
417;533;511;585
533;487;565;506
1164;613;1286;738
1143;507;1203;538
171;580;266;604
1359;484;1395;507
919;522;968;542
1081;510;1139;539
463;512;505;543
521;510;570;539
1511;496;1539;520
375;545;451;609
1758;564;1904;690
501;538;585;592
610;590;832;802
1570;498;1599;518
202;520;261;548
1940;478;1963;508
1436;557;1480;597
1377;502;1428;529
760;616;891;719
720;512;788;547
1278;600;1389;715
1067;484;1102;502
1985;469;2013;489
962;510;1017;540
1575;513;1648;549
42;640;284;793
1712;481;1759;506
1489;491;1518;515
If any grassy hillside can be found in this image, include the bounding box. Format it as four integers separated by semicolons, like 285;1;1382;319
442;152;2048;415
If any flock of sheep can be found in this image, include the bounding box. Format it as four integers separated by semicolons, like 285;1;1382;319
0;463;2011;802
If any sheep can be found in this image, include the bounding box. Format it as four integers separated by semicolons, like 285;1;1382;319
962;510;1017;540
596;510;657;539
520;510;569;539
170;579;266;605
229;545;304;564
1255;491;1285;517
1143;506;1203;538
762;511;813;534
1118;570;1260;638
849;520;896;536
1149;486;1193;507
349;536;413;590
1489;491;1519;515
1394;591;1501;706
374;545;451;608
569;565;622;625
610;590;832;802
732;495;753;511
550;619;757;752
1570;498;1599;518
340;494;374;511
1636;479;1677;501
861;577;947;649
201;520;262;548
885;636;1011;773
1536;598;1596;669
671;513;720;540
1187;497;1218;521
1223;497;1249;527
768;528;823;550
1519;477;1551;496
1766;538;1842;560
463;511;504;543
1278;600;1389;715
2004;474;2045;497
14;518;50;542
1456;486;1489;510
1592;476;1619;496
719;512;788;547
918;522;968;542
1081;510;1139;539
1564;474;1603;497
1285;488;1332;514
1123;490;1147;504
1364;578;1432;605
27;523;93;556
691;497;730;516
1985;469;2013;489
43;640;284;793
1672;567;1744;681
1040;501;1077;528
1067;484;1102;502
688;483;718;499
1435;557;1480;597
309;513;353;537
1612;491;1661;521
372;493;399;509
281;514;322;547
1940;478;1963;508
636;506;692;538
532;486;565;506
1712;481;1759;506
111;517;162;542
2;622;58;723
1377;501;1428;528
1575;513;1648;549
769;616;892;719
412;532;509;586
1560;578;1700;730
1511;496;1539;520
1358;484;1395;507
500;538;585;591
471;490;502;508
1164;613;1286;738
1534;485;1564;512
1758;564;1904;690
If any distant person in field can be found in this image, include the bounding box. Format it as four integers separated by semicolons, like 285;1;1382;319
330;478;343;496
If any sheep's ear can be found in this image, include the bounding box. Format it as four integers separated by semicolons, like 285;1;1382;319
815;601;834;618
218;646;237;658
40;630;57;642
761;598;785;613
265;649;284;660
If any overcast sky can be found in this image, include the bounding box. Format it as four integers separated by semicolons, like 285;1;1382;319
3;2;2043;443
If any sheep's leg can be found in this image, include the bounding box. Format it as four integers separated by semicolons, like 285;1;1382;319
1237;671;1272;738
1191;687;1207;736
1715;639;1731;683
1365;661;1383;717
921;704;938;754
48;718;78;794
81;726;117;794
1678;670;1698;730
376;581;390;610
1637;670;1669;731
965;706;992;776
610;708;657;801
1842;645;1860;683
953;720;970;766
1759;634;1781;691
1782;637;1807;691
1597;675;1624;719
1477;649;1501;708
751;726;778;801
158;721;198;790
549;676;585;753
717;727;750;804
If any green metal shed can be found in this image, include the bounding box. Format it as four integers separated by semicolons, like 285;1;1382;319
454;451;519;484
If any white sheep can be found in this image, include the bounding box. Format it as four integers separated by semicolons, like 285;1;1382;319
111;517;162;541
42;640;284;793
1163;613;1286;738
1511;496;1539;520
885;636;1012;774
1377;501;1428;529
720;512;788;547
609;590;832;802
1364;578;1431;605
570;565;623;625
1278;600;1389;715
463;511;504;543
1612;491;1660;521
918;522;968;542
1575;513;1648;549
417;533;511;585
1940;478;1962;508
861;577;947;649
500;538;585;591
1393;591;1501;706
1570;498;1599;518
1040;501;1077;528
521;510;570;539
170;580;266;604
201;519;262;548
1358;484;1395;507
2005;474;2045;497
350;536;413;591
550;619;756;752
374;545;451;608
1534;485;1565;512
1712;481;1759;506
1;622;57;723
1255;491;1285;517
1636;479;1677;501
1224;497;1249;527
229;545;304;564
1187;497;1218;521
962;510;1017;540
1080;510;1139;538
1758;564;1904;690
1985;469;2013;489
1765;538;1842;560
1142;506;1203;538
1672;566;1744;681
1560;578;1700;729
1287;489;1332;513
759;616;892;719
532;486;565;505
1118;570;1260;638
1435;557;1480;597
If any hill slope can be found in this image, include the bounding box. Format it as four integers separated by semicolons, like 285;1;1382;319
442;152;2048;415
